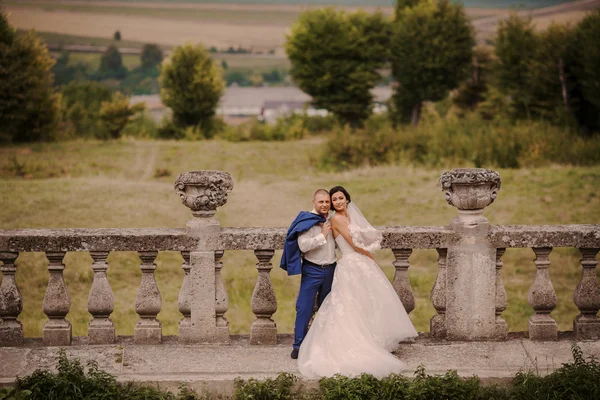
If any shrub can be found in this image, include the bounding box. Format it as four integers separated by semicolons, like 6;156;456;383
234;373;297;400
98;92;145;139
319;113;600;170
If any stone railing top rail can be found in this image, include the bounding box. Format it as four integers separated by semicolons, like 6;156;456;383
0;225;598;253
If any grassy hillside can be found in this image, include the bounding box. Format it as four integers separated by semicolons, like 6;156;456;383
0;138;599;338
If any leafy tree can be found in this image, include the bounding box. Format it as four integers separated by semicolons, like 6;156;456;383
221;59;228;70
570;10;600;133
99;92;145;139
394;0;422;16
52;52;88;86
140;43;163;70
526;23;577;124
60;81;112;138
0;12;59;142
99;44;126;79
286;8;390;127
453;44;496;113
493;13;537;118
114;30;121;41
390;0;474;125
159;43;225;137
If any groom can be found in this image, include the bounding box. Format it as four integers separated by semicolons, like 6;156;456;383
280;189;337;359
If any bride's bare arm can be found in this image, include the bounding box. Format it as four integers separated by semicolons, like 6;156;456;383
331;215;375;260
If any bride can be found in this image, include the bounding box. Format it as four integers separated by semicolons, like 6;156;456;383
297;186;418;379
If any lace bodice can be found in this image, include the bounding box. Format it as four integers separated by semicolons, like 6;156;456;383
335;235;356;255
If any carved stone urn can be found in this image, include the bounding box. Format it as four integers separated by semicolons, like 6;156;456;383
174;170;234;219
440;168;501;227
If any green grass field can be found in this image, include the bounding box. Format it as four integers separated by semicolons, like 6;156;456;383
0;138;599;338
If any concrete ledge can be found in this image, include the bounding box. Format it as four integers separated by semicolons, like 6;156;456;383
1;333;599;395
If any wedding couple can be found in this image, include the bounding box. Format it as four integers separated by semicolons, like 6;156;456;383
280;186;417;379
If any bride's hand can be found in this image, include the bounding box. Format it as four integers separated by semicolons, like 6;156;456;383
359;248;375;260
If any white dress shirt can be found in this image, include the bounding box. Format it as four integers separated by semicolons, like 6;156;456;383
298;210;336;266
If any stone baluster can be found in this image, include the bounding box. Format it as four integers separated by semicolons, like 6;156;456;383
43;251;71;346
440;168;501;340
250;249;277;345
0;252;23;345
215;250;230;343
430;248;447;338
495;248;508;339
528;247;557;340
175;170;233;343
178;251;192;342
391;249;415;314
134;251;162;344
573;248;600;340
88;251;115;344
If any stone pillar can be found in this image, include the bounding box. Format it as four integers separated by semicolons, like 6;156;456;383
250;249;277;345
215;250;230;344
134;251;162;344
178;251;192;342
430;248;447;338
495;248;508;339
175;170;233;343
573;248;600;340
391;249;415;314
440;168;501;341
0;252;23;345
88;251;115;344
43;251;72;346
528;247;557;340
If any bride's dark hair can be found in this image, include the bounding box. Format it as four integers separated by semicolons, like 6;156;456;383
329;186;351;203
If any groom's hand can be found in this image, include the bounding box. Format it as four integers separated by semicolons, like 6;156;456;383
321;222;331;237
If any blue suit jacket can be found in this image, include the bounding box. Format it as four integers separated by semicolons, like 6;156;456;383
280;211;326;276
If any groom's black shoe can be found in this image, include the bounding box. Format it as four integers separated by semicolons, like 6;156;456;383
290;348;299;359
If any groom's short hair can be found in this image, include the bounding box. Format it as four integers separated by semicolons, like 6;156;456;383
313;189;329;199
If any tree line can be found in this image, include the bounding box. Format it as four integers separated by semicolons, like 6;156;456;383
1;2;599;143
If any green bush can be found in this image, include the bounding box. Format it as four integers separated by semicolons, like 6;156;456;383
510;344;600;400
319;113;600;170
234;373;297;400
219;114;336;142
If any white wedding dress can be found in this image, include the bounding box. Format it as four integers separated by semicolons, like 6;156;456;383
297;234;418;379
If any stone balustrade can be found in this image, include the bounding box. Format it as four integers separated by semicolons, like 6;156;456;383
0;169;599;347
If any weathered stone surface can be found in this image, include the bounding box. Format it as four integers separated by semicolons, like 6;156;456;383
219;228;286;250
440;168;501;211
175;170;234;218
442;168;499;341
574;248;600;340
0;228;194;252
381;226;451;249
391;249;415;314
134;252;162;344
88;251;115;344
528;248;558;341
250;250;277;345
2;225;596;254
43;252;71;346
430;249;447;338
490;225;600;249
187;252;217;343
0;252;23;345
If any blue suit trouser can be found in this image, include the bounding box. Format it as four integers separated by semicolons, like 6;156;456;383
293;261;336;349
